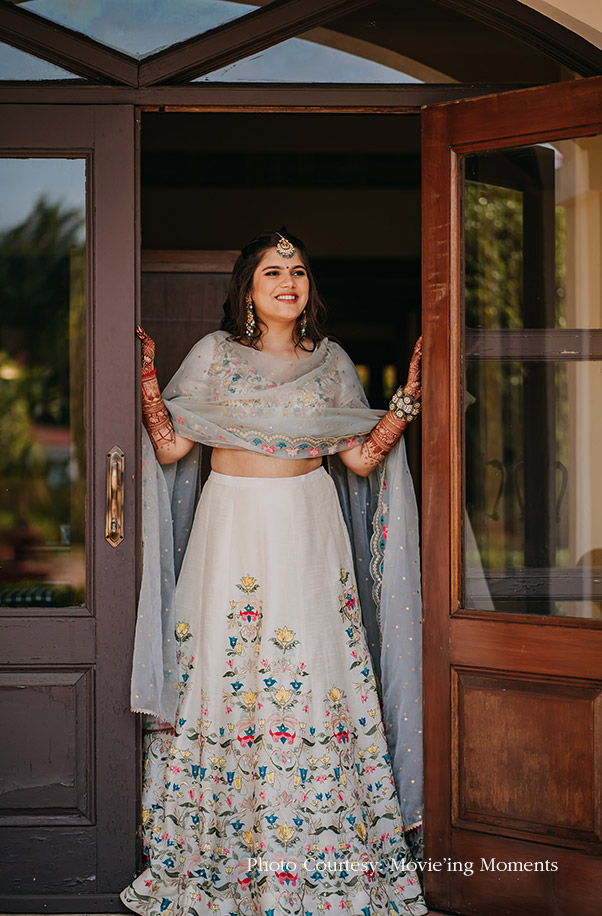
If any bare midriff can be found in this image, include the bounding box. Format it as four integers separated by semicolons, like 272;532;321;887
211;446;322;478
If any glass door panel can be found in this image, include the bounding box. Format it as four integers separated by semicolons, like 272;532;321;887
0;105;137;907
0;158;86;608
463;135;602;617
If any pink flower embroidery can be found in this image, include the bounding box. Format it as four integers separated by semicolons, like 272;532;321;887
345;437;357;449
309;447;320;457
382;525;389;540
175;415;185;424
276;870;297;886
261;444;276;453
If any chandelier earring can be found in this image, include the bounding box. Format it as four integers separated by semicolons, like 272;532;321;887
245;293;256;339
300;309;307;340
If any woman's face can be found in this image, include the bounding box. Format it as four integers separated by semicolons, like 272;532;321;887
249;247;310;329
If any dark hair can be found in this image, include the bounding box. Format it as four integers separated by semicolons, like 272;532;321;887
221;229;326;351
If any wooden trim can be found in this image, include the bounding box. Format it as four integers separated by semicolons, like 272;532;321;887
0;894;126;912
449;617;602;679
137;0;375;86
0;2;138;86
421;102;453;910
0;83;513;106
431;73;602;148
141;250;239;273
466;328;602;360
465;566;602;601
434;0;602;78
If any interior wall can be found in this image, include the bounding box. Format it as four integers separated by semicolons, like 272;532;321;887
141;113;421;259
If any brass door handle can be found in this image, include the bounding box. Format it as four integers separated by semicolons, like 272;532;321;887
105;446;125;547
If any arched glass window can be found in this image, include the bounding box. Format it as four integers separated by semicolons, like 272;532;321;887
11;0;262;59
0;40;80;79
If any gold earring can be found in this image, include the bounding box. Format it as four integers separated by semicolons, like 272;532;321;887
245;293;255;339
300;309;307;340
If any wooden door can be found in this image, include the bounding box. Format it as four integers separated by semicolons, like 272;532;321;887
0;106;137;911
422;75;602;916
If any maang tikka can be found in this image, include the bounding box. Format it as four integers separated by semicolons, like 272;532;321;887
275;233;296;259
245;293;256;339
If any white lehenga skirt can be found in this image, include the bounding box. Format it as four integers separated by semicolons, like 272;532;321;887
121;467;427;916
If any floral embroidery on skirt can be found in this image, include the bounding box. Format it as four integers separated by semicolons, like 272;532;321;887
121;467;427;916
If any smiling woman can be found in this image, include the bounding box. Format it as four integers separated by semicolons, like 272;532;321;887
122;228;426;916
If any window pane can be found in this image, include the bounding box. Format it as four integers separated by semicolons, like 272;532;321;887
0;159;86;608
0;41;79;80
465;360;602;618
465;138;602;329
22;0;262;59
463;133;602;620
198;33;425;82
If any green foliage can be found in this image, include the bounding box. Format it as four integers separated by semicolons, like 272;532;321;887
0;195;84;426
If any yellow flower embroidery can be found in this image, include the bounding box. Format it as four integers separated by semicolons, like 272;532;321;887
274;687;292;707
276;626;294;646
329;687;341;703
175;621;190;639
277;823;295;844
243;690;257;708
240;575;257;591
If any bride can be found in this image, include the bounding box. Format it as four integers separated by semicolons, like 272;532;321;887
121;229;426;916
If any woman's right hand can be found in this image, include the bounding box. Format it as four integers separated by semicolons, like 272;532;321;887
404;335;422;399
136;325;155;374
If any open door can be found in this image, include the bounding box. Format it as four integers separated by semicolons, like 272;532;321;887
0;106;138;911
422;75;602;915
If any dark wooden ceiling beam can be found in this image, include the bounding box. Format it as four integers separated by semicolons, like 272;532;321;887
434;0;602;77
0;0;139;85
138;0;375;86
0;82;513;107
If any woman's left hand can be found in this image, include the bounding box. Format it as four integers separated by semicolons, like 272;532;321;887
405;336;422;399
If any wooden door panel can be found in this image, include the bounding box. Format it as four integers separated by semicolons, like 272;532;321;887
0;667;94;822
1;827;97;895
141;249;235;382
451;833;602;916
422;74;602;916
452;668;602;847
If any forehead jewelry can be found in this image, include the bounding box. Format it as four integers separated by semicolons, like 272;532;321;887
275;233;296;259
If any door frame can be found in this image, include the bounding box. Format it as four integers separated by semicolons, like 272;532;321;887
2;73;602;911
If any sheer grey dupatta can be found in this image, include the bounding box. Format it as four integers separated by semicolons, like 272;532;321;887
131;428;202;720
130;330;423;840
329;440;423;841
